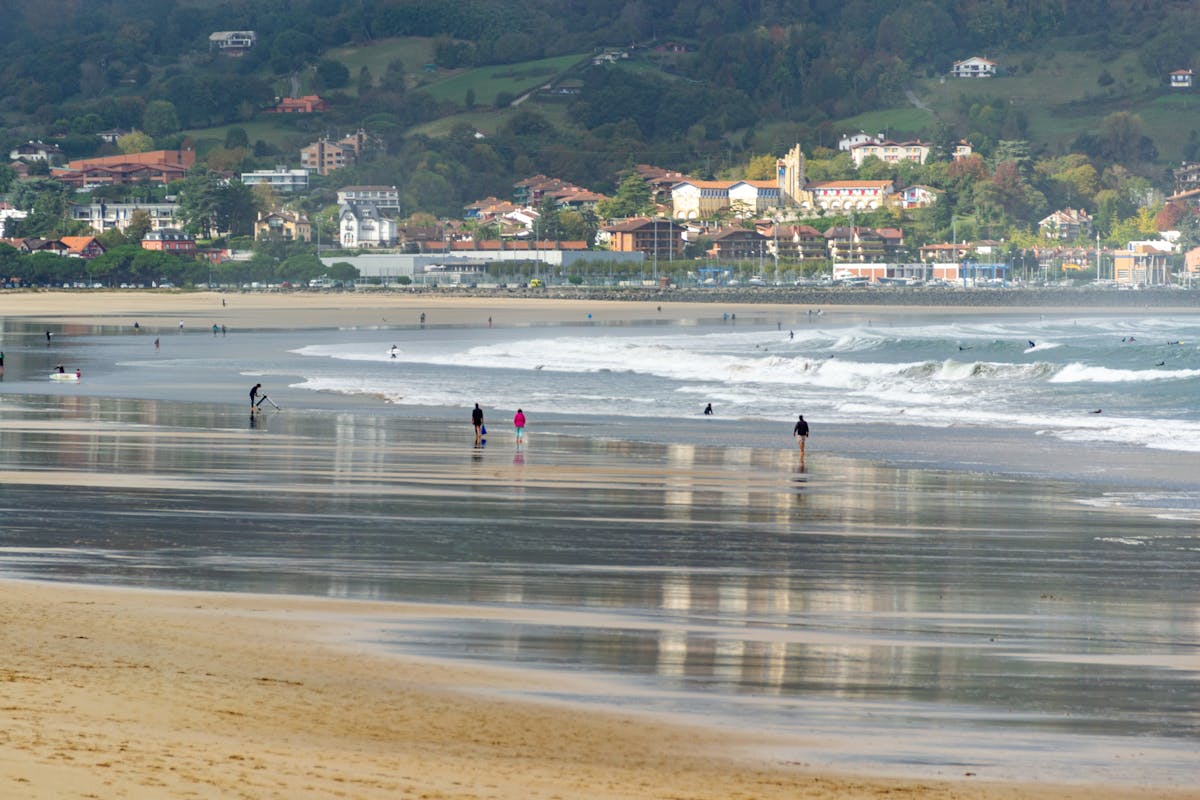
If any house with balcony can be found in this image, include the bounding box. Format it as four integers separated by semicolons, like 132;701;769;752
600;218;685;258
338;185;401;210
1039;208;1093;240
339;202;396;248
895;184;943;209
9;141;64;164
801;180;894;213
142;228;196;255
849;140;932;167
209;31;256;55
707;228;768;260
59;236;106;259
254;210;312;242
1170;69;1194;88
70;202;180;233
300;130;370;176
952;56;997;78
757;223;826;261
241;167;310;193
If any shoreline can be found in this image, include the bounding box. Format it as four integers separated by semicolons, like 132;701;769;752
1;578;1191;800
4;289;1200;333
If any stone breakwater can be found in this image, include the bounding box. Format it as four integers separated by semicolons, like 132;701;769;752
401;285;1200;309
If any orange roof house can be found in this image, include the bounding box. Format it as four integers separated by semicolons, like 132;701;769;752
59;236;106;259
272;95;329;113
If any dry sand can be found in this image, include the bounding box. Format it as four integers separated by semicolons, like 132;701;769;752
0;288;1046;333
3;291;1196;798
3;580;1192;800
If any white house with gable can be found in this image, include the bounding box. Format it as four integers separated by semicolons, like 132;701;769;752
340;202;396;248
952;56;997;78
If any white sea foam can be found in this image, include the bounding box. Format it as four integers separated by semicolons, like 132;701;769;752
290;316;1200;453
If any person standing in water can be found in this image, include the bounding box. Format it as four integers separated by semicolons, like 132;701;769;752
793;414;810;463
513;408;526;442
472;403;484;445
704;403;713;416
250;383;262;412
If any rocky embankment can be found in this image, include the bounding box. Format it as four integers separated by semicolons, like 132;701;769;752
400;284;1200;309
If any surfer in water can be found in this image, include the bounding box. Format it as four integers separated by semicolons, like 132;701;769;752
1027;340;1036;349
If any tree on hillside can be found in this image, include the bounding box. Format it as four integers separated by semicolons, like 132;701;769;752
118;131;154;154
597;173;653;219
315;59;350;89
142;100;180;138
745;154;777;180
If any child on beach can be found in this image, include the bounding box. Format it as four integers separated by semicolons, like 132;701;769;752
513;408;526;442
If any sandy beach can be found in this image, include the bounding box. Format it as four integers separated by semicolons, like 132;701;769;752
2;290;1198;799
1;579;1191;800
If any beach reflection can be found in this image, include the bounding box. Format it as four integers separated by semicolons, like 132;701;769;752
0;395;1197;783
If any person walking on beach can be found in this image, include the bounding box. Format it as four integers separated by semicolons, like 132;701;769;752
513;408;526;442
154;337;160;351
250;383;262;412
793;414;809;464
472;403;484;446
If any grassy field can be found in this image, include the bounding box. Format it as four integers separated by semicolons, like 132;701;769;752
833;107;937;140
908;43;1192;156
326;37;439;95
409;100;572;138
422;53;589;106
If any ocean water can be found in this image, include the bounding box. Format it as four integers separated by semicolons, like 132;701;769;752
290;313;1200;454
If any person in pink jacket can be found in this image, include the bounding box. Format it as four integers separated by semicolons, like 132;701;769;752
513;408;526;442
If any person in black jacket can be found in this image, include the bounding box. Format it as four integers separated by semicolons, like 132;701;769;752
793;414;809;461
472;403;484;445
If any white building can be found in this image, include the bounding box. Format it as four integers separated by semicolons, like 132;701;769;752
69;202;180;233
952;56;997;78
728;180;781;216
209;31;256;53
337;185;401;210
241;168;309;193
801;180;895;213
339;202;396;248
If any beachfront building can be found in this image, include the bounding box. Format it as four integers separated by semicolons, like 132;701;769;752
761;223;827;262
241;167;310;193
600;218;686;259
1112;246;1172;286
707;228;768;260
